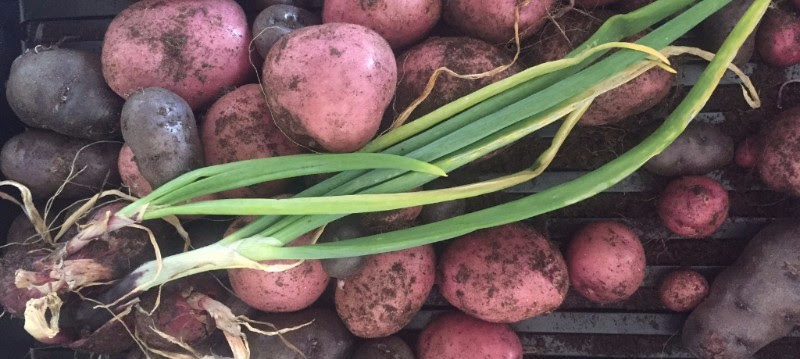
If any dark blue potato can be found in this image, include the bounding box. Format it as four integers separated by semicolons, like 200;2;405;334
0;129;121;199
419;179;466;224
252;5;321;58
352;336;415;359
120;87;204;188
247;307;356;359
320;218;368;278
6;48;123;140
699;0;756;67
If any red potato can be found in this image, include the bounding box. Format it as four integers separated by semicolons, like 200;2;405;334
734;135;763;169
442;0;557;44
417;311;522;359
201;84;305;198
438;223;569;323
323;0;441;48
335;245;435;338
758;106;800;195
756;7;800;68
658;269;709;312
394;36;522;121
227;217;330;312
566;221;646;304
102;0;251;109
262;23;397;153
658;176;729;238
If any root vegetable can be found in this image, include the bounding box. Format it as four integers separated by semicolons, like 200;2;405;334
252;5;321;58
756;6;800;67
352;336;415;359
734;135;762;169
758;106;800;195
658;269;709;312
246;307;356;359
323;0;441;48
417;311;522;359
442;0;556;44
645;122;734;176
657;176;729;238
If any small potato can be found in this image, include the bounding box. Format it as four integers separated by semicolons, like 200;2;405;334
439;223;569;323
319;218;369;279
442;0;556;44
566;221;646;304
102;0;251;109
735;136;762;169
758;106;800;195
352;336;415;359
417;311;522;359
359;188;423;233
658;176;729;238
658;269;709;312
0;129;121;199
201;84;305;198
335;245;435;338
645;122;734;177
323;0;441;48
6;48;122;140
247;307;356;359
252;5;321;58
121;87;204;188
263;23;396;153
227;217;330;312
118;144;153;198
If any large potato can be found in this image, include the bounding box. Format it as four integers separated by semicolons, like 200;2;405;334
120;87;204;188
417;311;523;359
439;223;569;323
6;48;122;140
201;84;305;198
102;0;251;109
323;0;441;48
442;0;556;44
0;129;121;199
645;122;734;176
335;245;435;338
263;23;396;153
758;106;800;195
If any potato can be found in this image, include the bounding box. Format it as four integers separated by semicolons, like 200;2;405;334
658;269;709;312
0;129;121;199
699;0;757;67
439;223;569;323
566;221;646;304
121;87;204;188
735;135;762;169
252;5;321;58
394;37;522;121
335;245;435;338
6;48;122;140
657;176;729;238
756;6;800;68
442;0;556;44
247;307;356;359
645;122;734;176
359;189;422;233
201;84;304;198
318;218;369;279
417;311;523;359
262;23;396;153
118;144;153;198
352;336;415;359
682;221;800;359
102;0;251;109
227;217;330;312
323;0;441;48
758;106;800;195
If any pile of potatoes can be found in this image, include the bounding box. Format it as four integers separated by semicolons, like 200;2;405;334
4;0;800;357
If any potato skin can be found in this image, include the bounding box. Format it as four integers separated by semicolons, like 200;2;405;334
201;84;304;198
121;87;204;188
756;7;800;68
699;0;757;67
645;122;734;176
682;220;800;359
0;129;121;199
395;37;522;120
335;245;435;338
566;221;646;304
735;136;762;169
352;336;414;359
102;0;251;109
263;23;396;153
323;0;441;48
417;311;523;359
6;48;122;140
657;176;729;238
442;0;556;44
247;307;356;359
758;106;800;195
439;223;569;323
658;269;709;312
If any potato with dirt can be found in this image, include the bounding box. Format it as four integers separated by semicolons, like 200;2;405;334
417;311;523;359
262;23;397;152
246;307;356;359
102;0;252;109
335;244;435;338
201;84;305;198
394;36;522;121
699;0;758;67
352;336;415;359
644;122;734;176
442;0;556;44
438;223;569;323
6;48;122;140
657;176;729;238
757;106;800;195
682;220;800;359
120;87;204;188
525;10;674;126
756;6;800;68
323;0;441;48
658;269;709;312
0;129;121;199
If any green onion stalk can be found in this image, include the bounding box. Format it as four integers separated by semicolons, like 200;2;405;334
67;0;768;306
